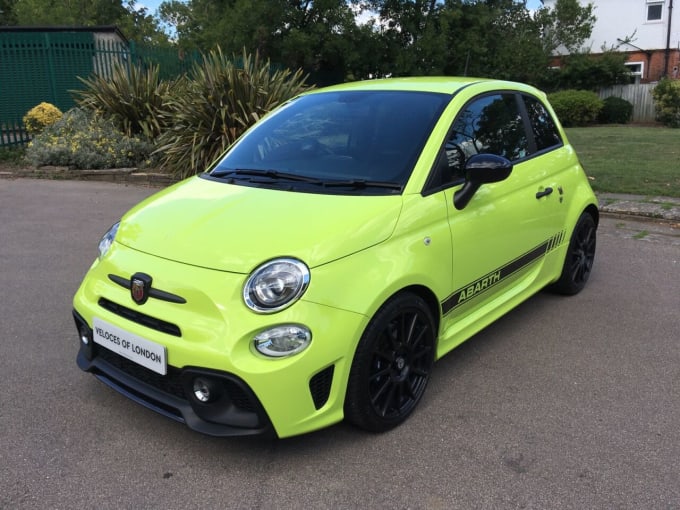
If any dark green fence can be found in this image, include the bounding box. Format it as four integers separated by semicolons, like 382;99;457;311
0;31;200;148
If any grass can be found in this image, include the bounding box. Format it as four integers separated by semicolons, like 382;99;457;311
566;126;680;198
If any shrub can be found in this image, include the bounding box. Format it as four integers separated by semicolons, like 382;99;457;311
23;102;63;136
598;96;633;124
541;51;632;92
652;78;680;128
26;108;153;169
0;147;26;166
74;63;177;141
156;48;309;179
547;90;603;127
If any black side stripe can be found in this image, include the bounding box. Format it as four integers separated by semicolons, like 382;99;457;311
442;231;565;315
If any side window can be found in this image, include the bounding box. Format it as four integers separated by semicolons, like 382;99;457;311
523;95;562;152
444;93;529;181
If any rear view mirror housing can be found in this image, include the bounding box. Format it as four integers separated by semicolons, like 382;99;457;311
453;154;513;210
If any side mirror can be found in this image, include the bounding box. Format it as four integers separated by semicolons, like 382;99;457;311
453;154;513;210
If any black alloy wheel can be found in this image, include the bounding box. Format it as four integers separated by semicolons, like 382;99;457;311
552;212;597;295
345;292;436;432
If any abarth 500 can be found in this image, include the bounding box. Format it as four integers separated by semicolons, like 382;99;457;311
73;77;598;438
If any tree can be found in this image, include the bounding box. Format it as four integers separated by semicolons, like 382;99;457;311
118;1;171;46
11;0;170;45
535;0;596;55
365;0;597;85
546;51;633;91
158;0;362;84
366;0;446;76
0;0;18;24
153;0;598;85
14;0;128;26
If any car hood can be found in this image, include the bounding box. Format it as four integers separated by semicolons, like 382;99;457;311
116;176;403;273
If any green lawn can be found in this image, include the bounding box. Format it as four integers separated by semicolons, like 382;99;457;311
566;126;680;198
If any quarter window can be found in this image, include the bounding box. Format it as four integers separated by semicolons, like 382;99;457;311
522;95;562;152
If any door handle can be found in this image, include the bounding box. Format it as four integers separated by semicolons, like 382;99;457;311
536;187;553;199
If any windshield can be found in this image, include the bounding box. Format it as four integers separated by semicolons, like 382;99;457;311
207;90;450;194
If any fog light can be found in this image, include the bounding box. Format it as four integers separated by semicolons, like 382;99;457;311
79;325;91;345
193;377;218;403
254;325;312;357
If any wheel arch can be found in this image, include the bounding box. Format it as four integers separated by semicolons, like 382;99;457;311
379;284;442;339
584;203;599;226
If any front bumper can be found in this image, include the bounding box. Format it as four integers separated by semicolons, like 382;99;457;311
72;243;367;438
75;310;274;436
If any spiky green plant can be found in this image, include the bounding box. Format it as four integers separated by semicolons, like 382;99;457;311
156;48;309;179
74;63;178;141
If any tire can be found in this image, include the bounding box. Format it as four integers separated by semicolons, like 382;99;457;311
344;292;436;432
551;212;597;295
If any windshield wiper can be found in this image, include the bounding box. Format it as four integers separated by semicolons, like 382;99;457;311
210;168;323;184
321;179;403;190
210;169;402;192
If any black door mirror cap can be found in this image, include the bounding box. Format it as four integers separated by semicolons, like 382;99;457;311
454;154;513;210
464;154;513;184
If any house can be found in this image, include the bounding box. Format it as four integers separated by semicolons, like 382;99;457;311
543;0;680;82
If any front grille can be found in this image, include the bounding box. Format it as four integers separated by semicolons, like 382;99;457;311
97;345;186;399
96;346;259;414
309;365;335;410
223;380;256;412
98;297;182;337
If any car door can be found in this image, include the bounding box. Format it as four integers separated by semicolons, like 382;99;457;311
434;91;567;354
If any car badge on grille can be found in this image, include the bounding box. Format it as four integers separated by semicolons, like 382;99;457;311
130;272;152;305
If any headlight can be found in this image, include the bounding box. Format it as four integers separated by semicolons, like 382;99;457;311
98;222;120;260
243;258;310;313
254;325;312;357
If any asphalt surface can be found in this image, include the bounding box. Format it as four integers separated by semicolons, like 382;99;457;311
1;179;679;509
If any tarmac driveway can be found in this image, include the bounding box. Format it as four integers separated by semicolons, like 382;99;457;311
1;179;678;509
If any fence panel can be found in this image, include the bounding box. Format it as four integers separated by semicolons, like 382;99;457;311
0;32;201;148
599;84;657;123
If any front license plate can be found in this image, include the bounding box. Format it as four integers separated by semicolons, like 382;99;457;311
93;317;167;375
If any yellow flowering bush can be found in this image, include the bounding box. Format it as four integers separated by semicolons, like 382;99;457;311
26;108;153;169
23;102;63;136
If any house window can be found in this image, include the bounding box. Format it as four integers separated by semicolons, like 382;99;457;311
647;1;664;22
625;62;644;83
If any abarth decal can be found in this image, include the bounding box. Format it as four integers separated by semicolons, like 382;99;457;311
442;231;565;315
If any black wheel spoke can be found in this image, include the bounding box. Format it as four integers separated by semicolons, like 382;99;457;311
374;348;394;364
404;379;418;400
411;342;432;360
407;324;427;351
378;384;398;417
370;378;392;407
404;313;418;345
571;257;582;282
369;366;391;382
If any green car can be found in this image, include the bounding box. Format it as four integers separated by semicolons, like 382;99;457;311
73;77;598;438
